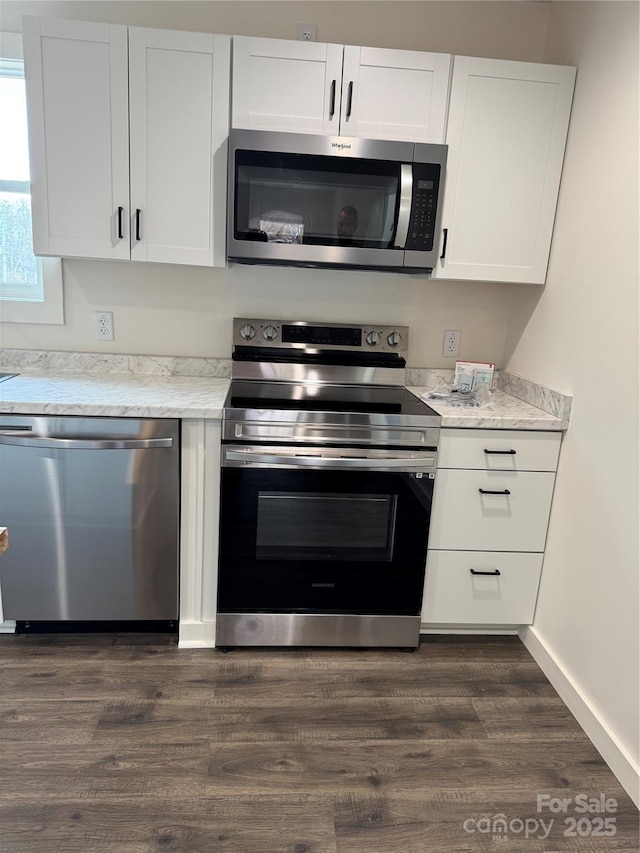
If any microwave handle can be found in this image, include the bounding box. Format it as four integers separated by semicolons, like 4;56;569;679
393;164;413;249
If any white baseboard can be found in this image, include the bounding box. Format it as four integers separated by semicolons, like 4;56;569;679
520;625;640;808
0;620;16;633
178;620;216;649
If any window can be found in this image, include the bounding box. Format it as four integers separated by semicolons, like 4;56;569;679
0;31;63;325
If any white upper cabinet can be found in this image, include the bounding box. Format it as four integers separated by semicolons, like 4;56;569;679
23;17;230;266
232;37;451;143
128;28;230;266
232;37;344;135
23;17;130;260
435;56;576;284
340;46;451;143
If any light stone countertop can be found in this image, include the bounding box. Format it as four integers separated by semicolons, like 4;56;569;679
408;386;565;430
0;370;565;429
0;372;231;419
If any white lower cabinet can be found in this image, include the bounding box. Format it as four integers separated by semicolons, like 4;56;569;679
428;469;556;552
423;551;543;625
422;428;561;628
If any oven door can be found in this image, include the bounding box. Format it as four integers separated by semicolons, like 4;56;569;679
217;445;436;616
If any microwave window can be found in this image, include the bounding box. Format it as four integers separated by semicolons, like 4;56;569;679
235;151;401;249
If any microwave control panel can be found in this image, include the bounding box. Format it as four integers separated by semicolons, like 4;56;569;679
405;165;441;252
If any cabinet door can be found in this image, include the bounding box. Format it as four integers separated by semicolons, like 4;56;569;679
22;16;130;259
341;46;451;143
232;36;343;135
129;29;230;267
436;57;575;284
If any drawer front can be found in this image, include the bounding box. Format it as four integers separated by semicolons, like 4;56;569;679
438;429;561;471
429;469;555;551
422;550;543;624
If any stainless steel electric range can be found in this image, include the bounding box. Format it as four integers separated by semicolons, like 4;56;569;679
216;318;441;649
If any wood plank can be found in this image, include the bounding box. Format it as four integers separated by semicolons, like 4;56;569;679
209;659;555;699
91;697;487;744
472;696;589;739
0;797;337;853
0;742;209;799
0;699;103;744
0;633;532;664
205;738;625;796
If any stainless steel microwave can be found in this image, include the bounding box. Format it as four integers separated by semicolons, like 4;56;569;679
227;130;447;273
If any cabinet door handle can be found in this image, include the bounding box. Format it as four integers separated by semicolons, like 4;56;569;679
484;449;516;455
135;209;141;242
440;228;448;260
346;81;353;119
470;569;501;576
478;488;511;495
117;206;124;240
329;80;336;119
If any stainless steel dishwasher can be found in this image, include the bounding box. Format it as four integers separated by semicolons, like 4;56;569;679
0;415;179;622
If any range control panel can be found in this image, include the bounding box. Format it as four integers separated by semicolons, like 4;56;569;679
233;319;409;354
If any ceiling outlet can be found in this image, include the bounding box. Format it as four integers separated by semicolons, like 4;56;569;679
296;22;317;42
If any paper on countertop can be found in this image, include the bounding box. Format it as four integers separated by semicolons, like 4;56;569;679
454;361;495;391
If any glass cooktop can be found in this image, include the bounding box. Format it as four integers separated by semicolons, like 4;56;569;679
226;380;439;418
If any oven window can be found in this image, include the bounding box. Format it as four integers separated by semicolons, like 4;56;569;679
256;491;397;561
235;151;401;249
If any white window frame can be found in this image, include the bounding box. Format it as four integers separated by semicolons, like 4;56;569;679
0;30;63;325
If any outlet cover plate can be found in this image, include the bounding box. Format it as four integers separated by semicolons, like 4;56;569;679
94;311;114;342
296;22;317;41
442;329;461;358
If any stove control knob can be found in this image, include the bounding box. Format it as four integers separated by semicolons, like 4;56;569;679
387;331;402;347
365;330;381;347
239;323;255;341
263;325;278;342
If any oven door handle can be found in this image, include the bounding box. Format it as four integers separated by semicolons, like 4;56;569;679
223;447;435;471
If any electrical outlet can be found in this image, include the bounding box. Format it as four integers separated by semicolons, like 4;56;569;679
442;329;461;358
94;311;114;342
296;22;317;41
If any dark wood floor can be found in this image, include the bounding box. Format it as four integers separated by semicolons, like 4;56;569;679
0;633;637;852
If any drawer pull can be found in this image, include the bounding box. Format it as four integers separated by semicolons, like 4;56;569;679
484;449;516;455
470;569;501;576
478;488;511;495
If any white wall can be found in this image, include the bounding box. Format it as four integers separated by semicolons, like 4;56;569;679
509;1;639;800
0;0;550;366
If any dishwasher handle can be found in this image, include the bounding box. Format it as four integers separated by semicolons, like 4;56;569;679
0;433;173;450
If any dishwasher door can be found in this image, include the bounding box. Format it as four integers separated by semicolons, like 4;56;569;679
0;415;179;621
